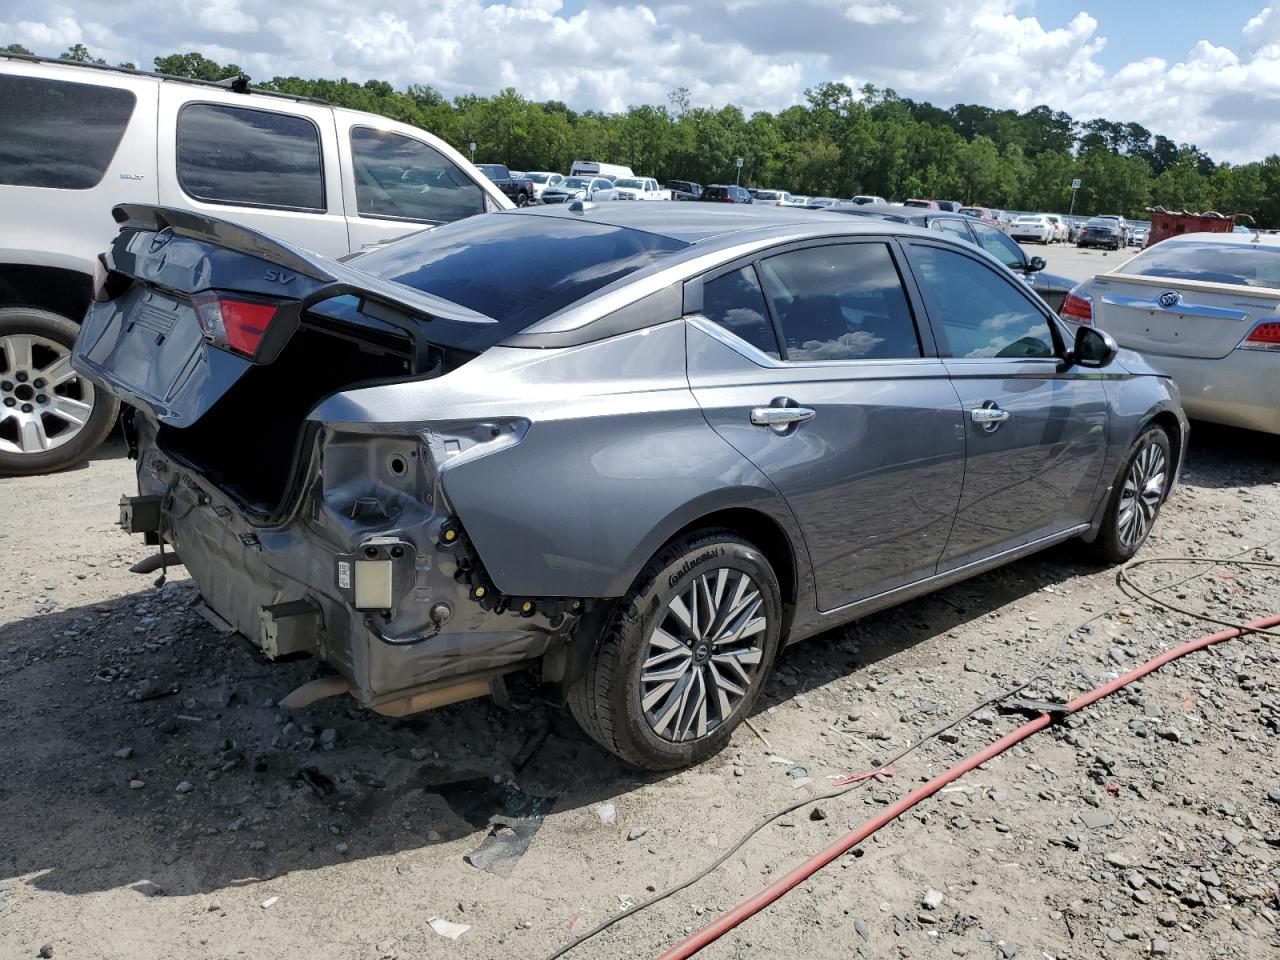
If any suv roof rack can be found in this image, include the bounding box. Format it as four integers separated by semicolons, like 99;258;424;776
0;53;330;106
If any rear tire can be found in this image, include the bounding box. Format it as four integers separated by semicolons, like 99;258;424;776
516;191;529;207
1091;426;1172;564
0;307;119;476
568;529;782;770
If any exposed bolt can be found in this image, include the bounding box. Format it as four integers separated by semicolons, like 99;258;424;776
0;380;11;391
36;394;47;404
32;377;45;388
15;371;28;382
2;397;14;407
20;403;33;413
429;602;451;625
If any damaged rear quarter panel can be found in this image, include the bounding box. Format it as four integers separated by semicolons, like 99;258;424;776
310;320;803;599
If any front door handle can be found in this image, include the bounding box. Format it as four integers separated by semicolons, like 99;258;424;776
751;406;816;427
970;405;1011;431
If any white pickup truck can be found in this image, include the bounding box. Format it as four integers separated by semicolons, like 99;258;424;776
611;177;668;201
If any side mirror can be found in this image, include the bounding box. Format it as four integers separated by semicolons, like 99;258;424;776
1073;325;1118;368
1027;255;1046;272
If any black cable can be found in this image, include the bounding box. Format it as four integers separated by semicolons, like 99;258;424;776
541;675;1035;960
542;535;1280;960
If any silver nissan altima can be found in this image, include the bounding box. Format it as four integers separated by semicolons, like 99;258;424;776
74;201;1187;770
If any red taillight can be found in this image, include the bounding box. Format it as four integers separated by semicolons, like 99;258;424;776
1060;291;1094;325
192;292;279;358
1241;321;1280;351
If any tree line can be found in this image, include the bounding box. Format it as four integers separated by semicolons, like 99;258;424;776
9;42;1280;226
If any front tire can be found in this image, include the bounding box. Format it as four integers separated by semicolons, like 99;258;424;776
568;529;783;770
0;307;119;476
1091;426;1172;564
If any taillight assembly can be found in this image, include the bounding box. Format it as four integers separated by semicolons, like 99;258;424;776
191;292;280;359
1240;321;1280;351
1060;290;1094;325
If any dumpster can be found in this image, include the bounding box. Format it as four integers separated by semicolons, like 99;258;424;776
1145;207;1244;247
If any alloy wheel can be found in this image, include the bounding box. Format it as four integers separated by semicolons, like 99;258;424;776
640;567;767;742
1117;441;1167;549
0;333;96;456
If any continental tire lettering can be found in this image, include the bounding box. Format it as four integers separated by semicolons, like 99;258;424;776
667;547;725;588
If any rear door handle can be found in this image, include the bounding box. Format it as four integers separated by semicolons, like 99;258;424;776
751;406;816;427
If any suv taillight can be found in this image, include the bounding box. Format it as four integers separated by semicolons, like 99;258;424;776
192;292;280;358
1060;290;1094;325
1240;321;1280;351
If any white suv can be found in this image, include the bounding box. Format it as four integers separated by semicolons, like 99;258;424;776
0;55;511;475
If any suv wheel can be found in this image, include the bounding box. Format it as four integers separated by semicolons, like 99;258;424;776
0;307;119;476
516;191;529;207
569;529;782;770
1091;426;1171;563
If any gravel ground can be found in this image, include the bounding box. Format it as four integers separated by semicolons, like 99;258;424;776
1;421;1278;960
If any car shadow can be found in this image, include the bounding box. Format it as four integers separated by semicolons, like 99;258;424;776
1178;421;1279;489
0;539;1090;900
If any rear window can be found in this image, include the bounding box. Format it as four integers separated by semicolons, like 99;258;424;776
350;127;484;223
703;187;729;199
177;103;324;211
0;75;135;189
1121;240;1280;289
351;214;687;340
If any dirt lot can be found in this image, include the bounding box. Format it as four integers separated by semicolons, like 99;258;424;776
2;418;1279;960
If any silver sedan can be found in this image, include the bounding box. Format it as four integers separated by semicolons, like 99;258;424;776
1062;232;1280;435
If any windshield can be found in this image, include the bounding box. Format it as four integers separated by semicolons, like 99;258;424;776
341;215;688;351
614;179;645;189
959;208;983;216
562;177;591;188
526;172;552;183
1120;240;1280;289
755;191;779;200
1086;219;1117;229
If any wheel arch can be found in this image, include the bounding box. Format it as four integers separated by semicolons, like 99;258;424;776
0;264;94;323
665;506;800;641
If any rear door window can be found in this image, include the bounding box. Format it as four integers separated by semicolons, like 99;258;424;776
969;220;1026;269
930;218;973;241
908;244;1056;359
758;243;921;361
701;266;780;358
350;127;485;223
176;103;325;211
0;75;135;189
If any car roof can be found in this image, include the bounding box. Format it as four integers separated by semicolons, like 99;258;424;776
1;52;330;106
506;201;888;243
493;202;1020;342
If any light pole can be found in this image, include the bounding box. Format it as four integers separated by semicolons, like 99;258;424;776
469;141;477;163
1068;177;1081;218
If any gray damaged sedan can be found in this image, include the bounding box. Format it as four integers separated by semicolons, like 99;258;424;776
74;202;1188;770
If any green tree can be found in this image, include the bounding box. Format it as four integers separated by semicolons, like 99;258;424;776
3;43;34;55
60;43;105;64
153;52;242;81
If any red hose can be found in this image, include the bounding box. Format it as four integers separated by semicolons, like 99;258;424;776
656;611;1280;959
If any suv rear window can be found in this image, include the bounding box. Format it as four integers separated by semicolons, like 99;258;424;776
350;127;484;223
703;187;729;199
350;214;687;341
177;103;325;212
0;76;135;189
1121;240;1280;289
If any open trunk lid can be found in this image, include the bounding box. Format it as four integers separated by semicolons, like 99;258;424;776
1090;273;1280;360
73;204;493;428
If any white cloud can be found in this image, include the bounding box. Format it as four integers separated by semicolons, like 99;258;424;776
2;0;1279;163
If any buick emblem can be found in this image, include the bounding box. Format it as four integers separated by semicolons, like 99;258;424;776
1157;290;1180;309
